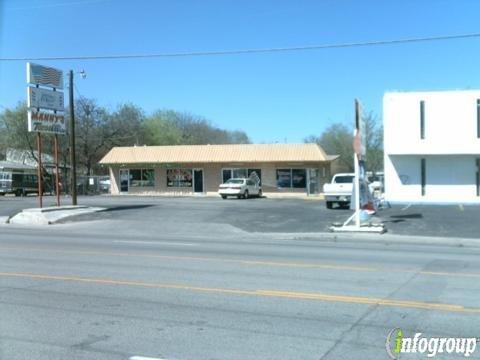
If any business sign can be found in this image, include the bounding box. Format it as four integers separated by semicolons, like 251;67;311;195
28;109;66;134
167;169;193;187
27;86;64;111
26;62;63;89
354;99;366;159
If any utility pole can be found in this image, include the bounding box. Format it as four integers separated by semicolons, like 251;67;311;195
69;70;77;205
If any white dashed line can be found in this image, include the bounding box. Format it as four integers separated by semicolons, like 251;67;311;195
113;240;196;246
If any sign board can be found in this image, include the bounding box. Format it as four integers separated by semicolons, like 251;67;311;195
27;86;64;111
166;169;193;187
26;62;63;89
354;99;366;159
28;109;66;134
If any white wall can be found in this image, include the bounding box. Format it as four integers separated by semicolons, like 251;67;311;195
384;90;480;155
384;155;422;202
384;90;480;203
385;155;480;203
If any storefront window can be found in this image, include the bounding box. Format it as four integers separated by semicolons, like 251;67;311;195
292;169;306;188
232;168;248;178
167;169;193;187
248;169;262;185
142;169;155;186
222;169;232;183
222;168;262;184
276;169;292;188
130;169;155;187
277;169;307;188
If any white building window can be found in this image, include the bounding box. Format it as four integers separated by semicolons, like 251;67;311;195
476;159;480;197
421;159;426;196
420;100;425;140
477;99;480;139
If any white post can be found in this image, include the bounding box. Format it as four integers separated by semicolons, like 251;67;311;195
354;139;361;228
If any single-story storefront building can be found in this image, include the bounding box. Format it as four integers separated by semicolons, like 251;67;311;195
99;143;337;196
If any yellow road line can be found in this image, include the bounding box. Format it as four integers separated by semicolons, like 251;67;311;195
0;271;478;314
0;246;380;272
0;246;480;279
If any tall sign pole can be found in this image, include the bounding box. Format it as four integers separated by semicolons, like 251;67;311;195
354;99;362;227
54;134;60;206
69;70;78;206
330;99;385;233
37;132;43;208
26;63;65;208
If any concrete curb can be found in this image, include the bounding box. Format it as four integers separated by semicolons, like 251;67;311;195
8;206;106;225
251;231;480;248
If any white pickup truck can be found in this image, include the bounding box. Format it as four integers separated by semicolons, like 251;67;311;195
323;173;355;209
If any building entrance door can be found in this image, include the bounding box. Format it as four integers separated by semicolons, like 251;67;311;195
193;169;204;193
307;168;319;195
119;169;129;193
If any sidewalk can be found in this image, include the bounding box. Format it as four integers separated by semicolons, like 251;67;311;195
6;205;105;225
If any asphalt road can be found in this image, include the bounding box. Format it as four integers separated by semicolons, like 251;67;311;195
0;211;480;359
1;195;480;238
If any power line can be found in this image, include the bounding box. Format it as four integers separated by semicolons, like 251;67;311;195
1;32;480;62
9;0;112;11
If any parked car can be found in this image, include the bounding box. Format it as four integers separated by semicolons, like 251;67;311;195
218;178;262;199
323;173;355;209
367;172;384;194
99;178;111;192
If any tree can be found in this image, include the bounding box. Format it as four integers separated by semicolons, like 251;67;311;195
363;112;384;175
304;113;383;174
143;110;251;146
73;98;109;176
0;102;37;158
1;100;252;176
109;103;146;146
305;123;354;172
0;103;69;191
143;111;183;145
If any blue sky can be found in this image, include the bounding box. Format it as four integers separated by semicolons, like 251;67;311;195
1;0;480;143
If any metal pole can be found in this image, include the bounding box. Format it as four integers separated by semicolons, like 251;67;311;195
69;70;77;205
54;134;60;207
354;99;361;228
37;132;43;208
354;152;360;228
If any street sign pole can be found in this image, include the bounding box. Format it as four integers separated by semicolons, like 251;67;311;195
69;70;78;206
54;134;60;207
26;63;65;208
37;132;43;208
354;99;361;228
330;98;385;234
354;150;361;228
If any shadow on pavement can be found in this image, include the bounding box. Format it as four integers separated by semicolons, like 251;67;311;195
390;213;423;219
102;204;155;212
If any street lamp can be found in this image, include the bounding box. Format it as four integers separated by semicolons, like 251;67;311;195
69;69;86;206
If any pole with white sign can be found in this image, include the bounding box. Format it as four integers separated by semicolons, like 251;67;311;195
330;99;385;233
26;63;65;208
27;86;64;111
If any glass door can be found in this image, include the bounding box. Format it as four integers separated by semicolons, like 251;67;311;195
307;168;319;195
119;169;129;193
193;169;204;193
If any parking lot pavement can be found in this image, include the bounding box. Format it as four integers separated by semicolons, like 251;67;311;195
1;195;479;239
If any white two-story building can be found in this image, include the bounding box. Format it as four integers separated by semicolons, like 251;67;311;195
384;90;480;204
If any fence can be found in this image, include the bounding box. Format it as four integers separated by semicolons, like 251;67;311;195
76;175;110;195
